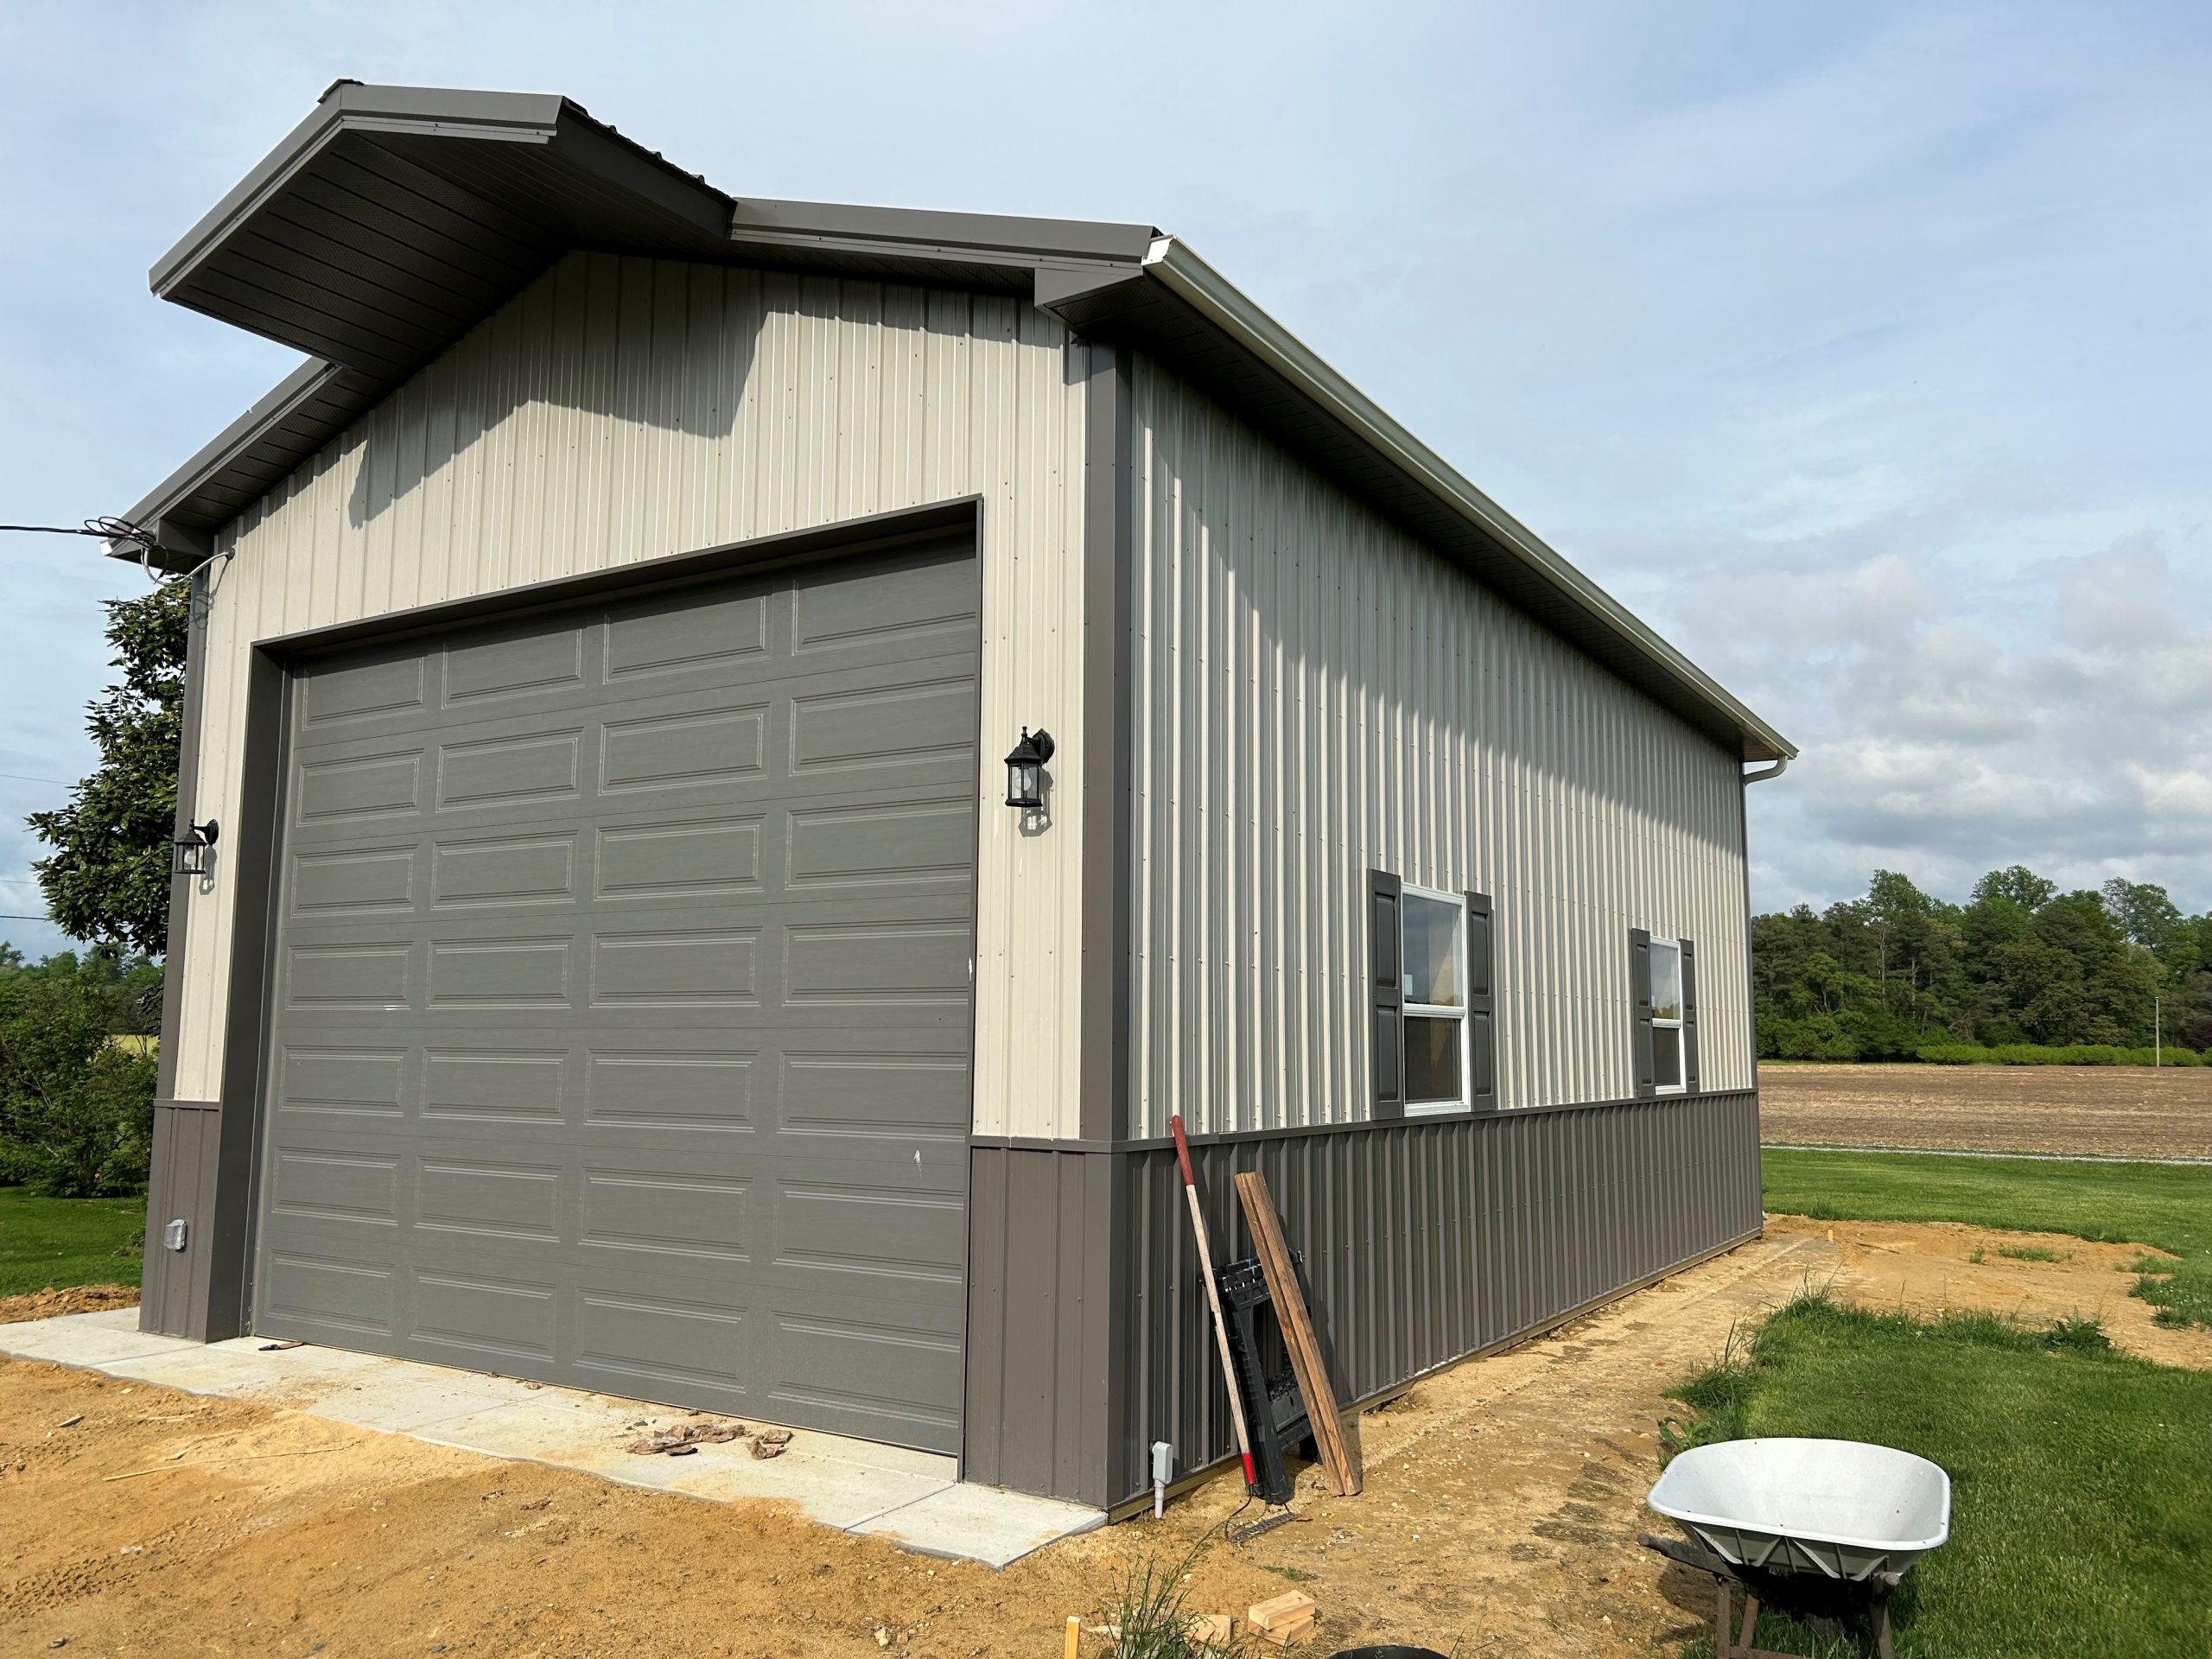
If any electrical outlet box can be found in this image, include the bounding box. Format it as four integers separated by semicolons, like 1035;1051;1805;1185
163;1218;189;1252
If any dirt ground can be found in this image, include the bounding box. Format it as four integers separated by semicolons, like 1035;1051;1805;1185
1764;1214;2211;1369
1760;1062;2212;1159
0;1284;141;1325
1;1219;2200;1659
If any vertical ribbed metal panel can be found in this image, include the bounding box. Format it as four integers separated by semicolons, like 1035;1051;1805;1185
1111;1091;1759;1507
168;252;1090;1141
139;1102;221;1338
1128;359;1752;1137
963;1146;1116;1502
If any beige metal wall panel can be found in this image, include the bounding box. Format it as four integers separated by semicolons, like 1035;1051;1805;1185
1129;357;1752;1138
168;252;1087;1141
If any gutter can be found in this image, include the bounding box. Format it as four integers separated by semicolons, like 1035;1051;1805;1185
1141;236;1798;767
1742;756;1789;785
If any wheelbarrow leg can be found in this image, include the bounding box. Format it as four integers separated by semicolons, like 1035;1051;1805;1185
1872;1586;1896;1659
1714;1578;1733;1657
1737;1591;1759;1654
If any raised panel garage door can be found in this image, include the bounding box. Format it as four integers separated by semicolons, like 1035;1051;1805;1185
251;537;979;1453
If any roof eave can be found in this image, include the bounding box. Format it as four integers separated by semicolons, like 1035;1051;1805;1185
149;85;575;301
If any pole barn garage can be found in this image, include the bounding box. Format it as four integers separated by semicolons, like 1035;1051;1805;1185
122;81;1794;1513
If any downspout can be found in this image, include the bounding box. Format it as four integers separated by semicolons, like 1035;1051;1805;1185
1740;750;1788;1173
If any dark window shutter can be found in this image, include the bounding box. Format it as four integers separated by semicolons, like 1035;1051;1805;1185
1370;871;1404;1118
1681;938;1700;1095
1630;928;1655;1099
1464;890;1495;1108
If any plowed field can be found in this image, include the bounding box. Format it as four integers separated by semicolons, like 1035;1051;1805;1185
1760;1063;2212;1160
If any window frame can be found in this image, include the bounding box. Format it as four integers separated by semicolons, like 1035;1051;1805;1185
1399;882;1470;1116
1649;934;1686;1096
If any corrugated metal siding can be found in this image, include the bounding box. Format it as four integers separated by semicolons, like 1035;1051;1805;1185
139;1103;222;1338
168;251;1088;1141
1129;358;1754;1137
1113;1091;1761;1508
963;1147;1117;1502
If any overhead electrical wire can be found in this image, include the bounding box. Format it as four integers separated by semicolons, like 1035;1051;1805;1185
0;516;153;546
1;516;231;588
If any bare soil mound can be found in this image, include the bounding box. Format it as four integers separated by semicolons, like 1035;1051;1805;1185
0;1284;138;1325
1764;1213;2209;1368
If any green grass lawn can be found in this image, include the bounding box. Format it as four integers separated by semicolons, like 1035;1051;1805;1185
1666;1294;2212;1658
1763;1147;2212;1327
0;1186;145;1298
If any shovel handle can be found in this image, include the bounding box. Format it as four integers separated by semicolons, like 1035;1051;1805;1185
1170;1113;1198;1186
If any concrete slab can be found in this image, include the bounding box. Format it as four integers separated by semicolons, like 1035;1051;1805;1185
851;1482;1108;1567
294;1369;543;1433
413;1395;647;1462
662;1446;955;1529
0;1309;200;1369
0;1308;1102;1566
412;1397;960;1529
97;1339;392;1402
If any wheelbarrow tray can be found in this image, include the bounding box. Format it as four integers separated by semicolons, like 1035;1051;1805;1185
1648;1438;1950;1582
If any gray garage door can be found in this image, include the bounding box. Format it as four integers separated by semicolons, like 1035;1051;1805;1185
251;537;979;1453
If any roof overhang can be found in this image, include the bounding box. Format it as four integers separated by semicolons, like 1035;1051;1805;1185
118;80;1792;764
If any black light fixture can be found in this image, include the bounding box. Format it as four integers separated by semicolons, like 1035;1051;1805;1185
1003;728;1055;810
171;819;219;879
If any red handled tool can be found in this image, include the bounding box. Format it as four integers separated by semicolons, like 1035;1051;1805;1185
1171;1113;1257;1494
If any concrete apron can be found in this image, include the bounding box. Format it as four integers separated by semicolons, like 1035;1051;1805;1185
0;1310;1102;1568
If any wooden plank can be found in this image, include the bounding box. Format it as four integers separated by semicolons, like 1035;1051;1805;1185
1247;1589;1317;1630
1233;1170;1362;1497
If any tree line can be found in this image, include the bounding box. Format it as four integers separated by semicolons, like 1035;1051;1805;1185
1753;867;2212;1061
1;584;181;1197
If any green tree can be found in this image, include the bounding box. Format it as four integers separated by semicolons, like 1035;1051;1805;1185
2102;878;2184;955
0;950;159;1196
1751;865;2201;1057
1972;865;2057;912
28;582;189;957
2034;891;2157;1043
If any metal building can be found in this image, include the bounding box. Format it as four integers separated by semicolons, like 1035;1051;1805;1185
120;81;1793;1512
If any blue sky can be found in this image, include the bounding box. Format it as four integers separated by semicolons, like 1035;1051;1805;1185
2;2;2208;957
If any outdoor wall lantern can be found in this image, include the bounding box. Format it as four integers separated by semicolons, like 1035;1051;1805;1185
1003;728;1054;810
171;819;219;879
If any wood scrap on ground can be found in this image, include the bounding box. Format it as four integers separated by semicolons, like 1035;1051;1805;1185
1189;1612;1236;1648
1246;1588;1318;1647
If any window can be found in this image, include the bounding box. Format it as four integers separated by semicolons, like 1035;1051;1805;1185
1371;872;1495;1116
1649;937;1685;1095
1401;885;1466;1112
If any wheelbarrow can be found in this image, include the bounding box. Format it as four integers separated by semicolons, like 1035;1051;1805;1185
1643;1438;1950;1659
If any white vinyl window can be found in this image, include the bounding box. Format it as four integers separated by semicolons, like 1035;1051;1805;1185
1650;937;1685;1095
1401;885;1467;1114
